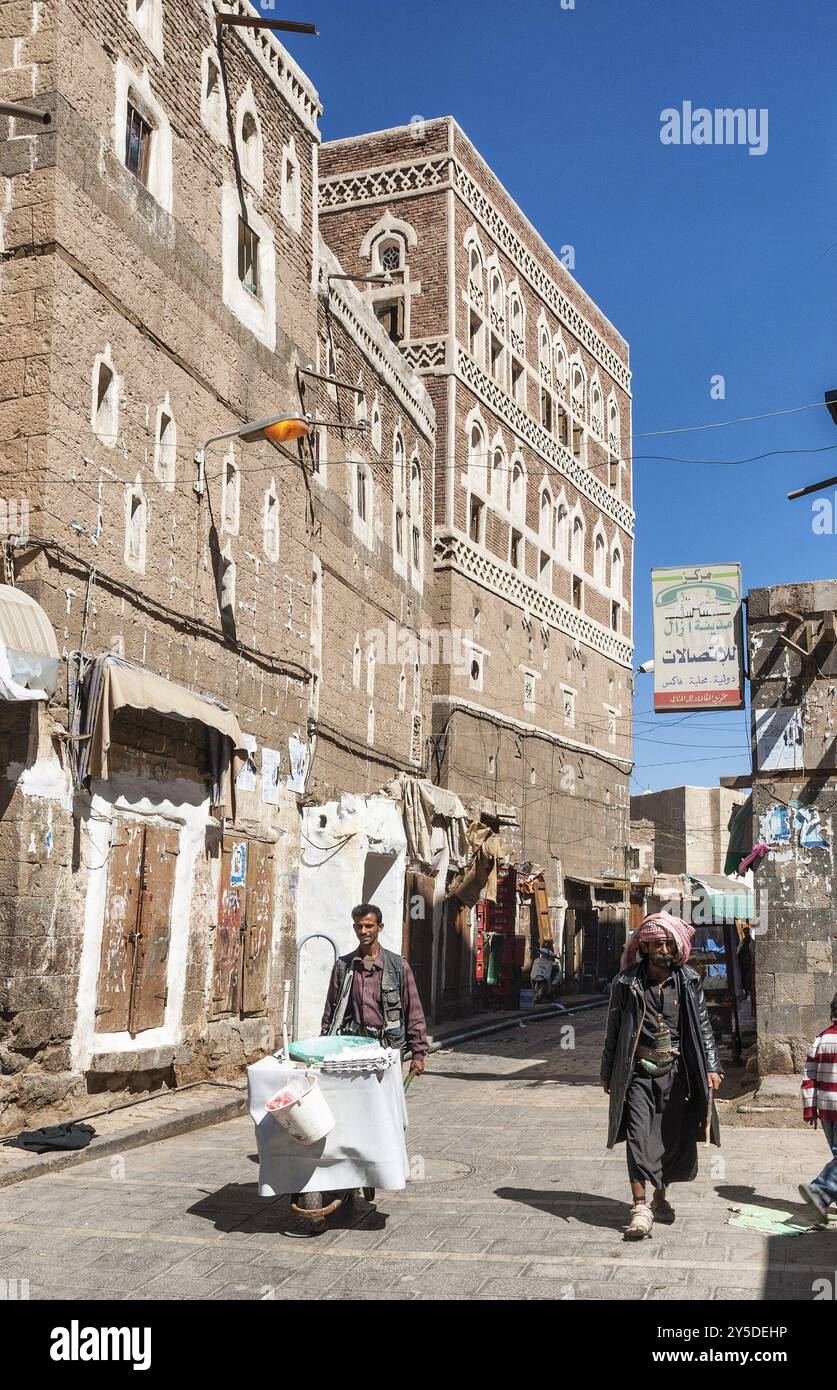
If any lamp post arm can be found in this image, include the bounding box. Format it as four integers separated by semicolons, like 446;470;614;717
194;429;240;498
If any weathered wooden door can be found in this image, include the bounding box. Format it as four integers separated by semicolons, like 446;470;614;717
95;821;179;1036
210;835;274;1019
210;838;246;1018
242;840;274;1016
95;821;144;1033
130;825;179;1032
402;870;434;1020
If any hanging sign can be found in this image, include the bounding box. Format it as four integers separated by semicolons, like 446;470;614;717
652;562;745;711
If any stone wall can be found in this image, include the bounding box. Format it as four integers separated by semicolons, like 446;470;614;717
749;581;837;1075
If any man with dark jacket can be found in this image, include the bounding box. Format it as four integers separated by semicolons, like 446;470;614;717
321;903;428;1075
601;913;722;1240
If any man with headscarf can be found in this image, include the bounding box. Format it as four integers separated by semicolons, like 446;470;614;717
600;912;723;1240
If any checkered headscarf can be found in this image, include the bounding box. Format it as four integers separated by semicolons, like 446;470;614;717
620;913;694;971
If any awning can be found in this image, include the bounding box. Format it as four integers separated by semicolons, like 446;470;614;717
0;584;59;699
723;793;752;876
689;873;754;923
78;654;247;815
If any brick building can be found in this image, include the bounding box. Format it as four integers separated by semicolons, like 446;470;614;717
748;581;837;1075
319;119;634;992
0;0;435;1130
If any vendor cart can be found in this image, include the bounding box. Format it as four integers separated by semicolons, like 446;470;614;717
248;1045;409;1231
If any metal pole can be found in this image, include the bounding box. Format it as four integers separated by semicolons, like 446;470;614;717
293;931;339;1040
215;15;317;34
0;100;51;124
787;472;837;501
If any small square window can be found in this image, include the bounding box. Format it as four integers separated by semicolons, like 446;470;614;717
375;299;403;344
238;217;260;296
125;101;152;184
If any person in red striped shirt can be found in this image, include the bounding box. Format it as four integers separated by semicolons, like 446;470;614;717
798;992;837;1223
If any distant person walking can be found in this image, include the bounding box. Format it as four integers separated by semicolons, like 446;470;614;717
798;992;837;1224
737;926;754;1000
600;913;723;1240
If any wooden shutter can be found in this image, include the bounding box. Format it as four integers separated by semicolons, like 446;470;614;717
533;877;551;947
242;840;274;1016
130;824;179;1034
95;820;144;1034
210;837;246;1018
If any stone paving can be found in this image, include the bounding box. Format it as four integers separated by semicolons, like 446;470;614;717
1;1011;835;1301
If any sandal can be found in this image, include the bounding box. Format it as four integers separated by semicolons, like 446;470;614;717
651;1193;676;1224
623;1201;654;1240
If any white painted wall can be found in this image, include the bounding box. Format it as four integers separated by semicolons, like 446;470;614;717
71;773;212;1070
295;795;407;1040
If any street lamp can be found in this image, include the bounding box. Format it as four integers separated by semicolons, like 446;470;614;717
194;412;310;496
787;389;837;500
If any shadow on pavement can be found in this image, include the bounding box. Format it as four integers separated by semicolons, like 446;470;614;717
187;1183;388;1236
716;1182;837;1300
495;1186;626;1231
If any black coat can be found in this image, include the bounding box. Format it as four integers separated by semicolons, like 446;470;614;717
600;963;722;1149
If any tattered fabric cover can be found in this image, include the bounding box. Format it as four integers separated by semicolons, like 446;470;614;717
77;653;246;816
446;823;511;907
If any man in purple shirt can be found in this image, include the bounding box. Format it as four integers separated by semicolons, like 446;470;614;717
321;904;428;1075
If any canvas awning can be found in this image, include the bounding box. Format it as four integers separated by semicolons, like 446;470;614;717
689;873;754;923
78;654;247;815
0;584;59;700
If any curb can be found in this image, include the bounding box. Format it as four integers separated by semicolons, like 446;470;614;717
0;1089;246;1190
427;995;609;1053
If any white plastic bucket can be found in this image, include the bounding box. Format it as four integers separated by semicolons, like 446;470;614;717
265;1074;335;1145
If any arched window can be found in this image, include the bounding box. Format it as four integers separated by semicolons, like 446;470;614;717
263;482;280;561
393;431;405;495
222;448;240;533
377;236;403;274
594;532;606;582
539;326;551;380
468;241;484;299
366;644;375;696
539;488;552;543
281;137;301;233
612;546;623;595
554;503;568;558
352;635;361;687
153;398;176;485
410;457;423;571
510;460;525;519
371;397;381;454
240;110;262;189
571;360;586;416
125;478;146;573
571;514;585;570
398;668;406;712
410;457;422;515
467;420;487;491
554;341;567;395
92;348;119;447
591;382;604;437
608;397;620;455
509;291;523;342
491;446;505;505
489;269;504;320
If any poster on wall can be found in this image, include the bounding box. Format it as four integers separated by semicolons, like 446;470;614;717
261;747;282;804
754;707;803;771
652;562;745;711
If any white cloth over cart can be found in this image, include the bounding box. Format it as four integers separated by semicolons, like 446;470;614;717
247;1051;409;1196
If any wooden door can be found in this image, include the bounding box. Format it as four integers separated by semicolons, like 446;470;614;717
210;837;246;1017
131;825;179;1033
403;870;434;1019
242;840;274;1016
95;820;144;1034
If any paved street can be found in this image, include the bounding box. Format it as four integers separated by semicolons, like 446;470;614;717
1;1010;834;1301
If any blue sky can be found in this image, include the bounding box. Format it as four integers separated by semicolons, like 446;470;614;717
273;0;837;793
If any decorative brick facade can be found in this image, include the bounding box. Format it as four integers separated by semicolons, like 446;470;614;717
319;118;634;990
